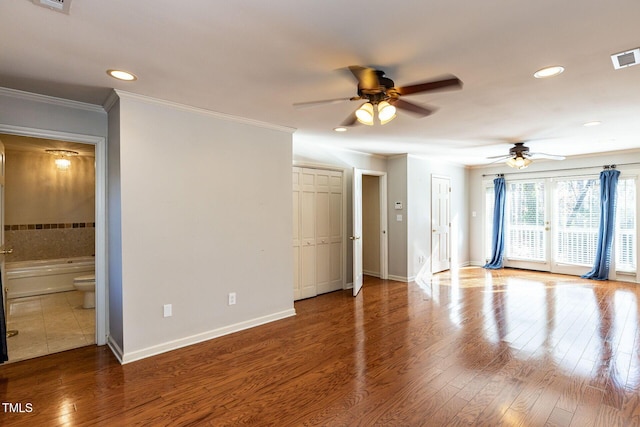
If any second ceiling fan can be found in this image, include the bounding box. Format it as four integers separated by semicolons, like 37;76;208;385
294;65;463;126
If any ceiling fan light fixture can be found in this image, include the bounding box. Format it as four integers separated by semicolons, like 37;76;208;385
506;155;532;169
533;66;565;79
378;101;397;123
355;102;374;125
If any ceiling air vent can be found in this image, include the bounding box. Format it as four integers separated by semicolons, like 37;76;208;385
31;0;71;14
611;48;640;70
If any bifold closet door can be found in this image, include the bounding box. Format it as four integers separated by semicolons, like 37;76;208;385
292;167;301;300
328;171;343;291
293;167;343;301
300;169;318;299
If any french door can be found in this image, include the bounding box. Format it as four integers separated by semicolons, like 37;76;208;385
487;175;631;275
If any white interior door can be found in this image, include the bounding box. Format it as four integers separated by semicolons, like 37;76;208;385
431;175;450;273
352;168;363;296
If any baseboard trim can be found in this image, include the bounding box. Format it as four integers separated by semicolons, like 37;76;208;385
119;308;296;364
107;336;125;364
388;275;412;282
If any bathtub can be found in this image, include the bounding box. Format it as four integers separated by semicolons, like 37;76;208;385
5;256;95;299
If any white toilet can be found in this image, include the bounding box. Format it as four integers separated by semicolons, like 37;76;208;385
74;274;96;309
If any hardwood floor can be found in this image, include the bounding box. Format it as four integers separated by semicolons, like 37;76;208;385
1;267;640;426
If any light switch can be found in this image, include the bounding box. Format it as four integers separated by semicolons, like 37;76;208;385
396;214;403;222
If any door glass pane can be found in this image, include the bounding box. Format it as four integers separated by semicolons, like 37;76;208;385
554;178;600;266
506;181;546;261
616;177;636;272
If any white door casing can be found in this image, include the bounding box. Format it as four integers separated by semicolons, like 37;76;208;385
352;168;363;296
0;125;107;346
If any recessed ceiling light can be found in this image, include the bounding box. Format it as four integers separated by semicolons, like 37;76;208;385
583;121;602;127
107;69;138;81
333;127;347;132
533;66;565;79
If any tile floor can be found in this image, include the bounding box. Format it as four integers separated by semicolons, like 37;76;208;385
5;291;95;362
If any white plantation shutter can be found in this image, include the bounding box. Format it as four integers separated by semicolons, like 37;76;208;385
506;181;546;261
616;177;637;272
554;178;600;266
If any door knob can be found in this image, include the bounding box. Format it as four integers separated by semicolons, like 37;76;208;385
349;236;360;240
0;248;13;254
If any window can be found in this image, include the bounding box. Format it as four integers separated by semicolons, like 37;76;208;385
505;181;546;262
616;177;637;272
554;178;600;266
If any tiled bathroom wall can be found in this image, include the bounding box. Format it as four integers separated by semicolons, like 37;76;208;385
3;139;96;262
4;223;95;261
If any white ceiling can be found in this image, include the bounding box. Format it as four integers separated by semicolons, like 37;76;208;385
1;0;639;166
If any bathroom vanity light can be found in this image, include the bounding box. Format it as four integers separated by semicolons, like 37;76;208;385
46;149;79;170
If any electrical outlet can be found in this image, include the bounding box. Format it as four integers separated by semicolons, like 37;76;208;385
163;304;172;317
228;292;236;306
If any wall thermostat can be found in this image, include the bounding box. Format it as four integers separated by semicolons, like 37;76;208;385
395;201;403;210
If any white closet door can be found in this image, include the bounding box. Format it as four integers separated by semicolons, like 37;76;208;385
293;167;344;301
292;167;302;300
315;171;332;294
300;169;317;299
329;171;343;290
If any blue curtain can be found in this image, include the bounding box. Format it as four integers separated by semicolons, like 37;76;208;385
484;177;506;269
582;169;620;280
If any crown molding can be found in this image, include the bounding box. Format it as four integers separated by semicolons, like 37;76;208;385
113;90;296;134
0;87;105;113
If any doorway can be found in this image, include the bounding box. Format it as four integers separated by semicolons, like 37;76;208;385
352;169;388;296
0;127;107;362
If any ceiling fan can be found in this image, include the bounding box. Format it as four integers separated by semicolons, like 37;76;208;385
488;142;566;169
293;66;463;126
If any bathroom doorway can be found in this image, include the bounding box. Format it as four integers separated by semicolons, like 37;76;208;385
360;172;388;286
0;133;97;362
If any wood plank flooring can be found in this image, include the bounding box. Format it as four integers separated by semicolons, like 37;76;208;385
1;267;640;426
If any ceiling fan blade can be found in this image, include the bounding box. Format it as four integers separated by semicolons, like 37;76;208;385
486;154;512;160
530;152;566;160
396;76;463;96
390;98;434;117
348;66;379;91
487;156;511;165
293;97;356;109
341;111;359;127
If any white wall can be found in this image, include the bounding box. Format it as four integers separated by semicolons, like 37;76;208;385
0;88;107;137
110;91;295;362
468;150;640;280
107;98;124;351
387;155;408;280
362;175;380;276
